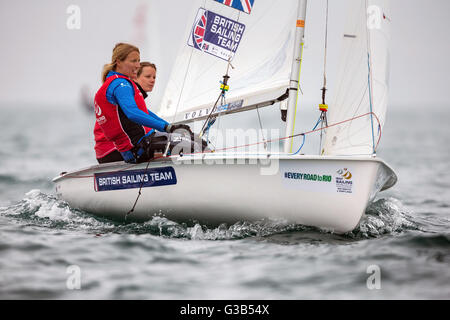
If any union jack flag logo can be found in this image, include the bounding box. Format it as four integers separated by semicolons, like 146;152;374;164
193;11;208;50
215;0;255;14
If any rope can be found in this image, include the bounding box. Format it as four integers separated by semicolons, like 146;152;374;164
125;159;151;219
367;53;376;155
319;0;330;154
199;92;223;136
199;59;234;139
255;106;267;150
170;0;211;123
171;40;196;123
293;115;323;155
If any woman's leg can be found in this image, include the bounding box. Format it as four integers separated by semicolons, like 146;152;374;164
97;150;124;164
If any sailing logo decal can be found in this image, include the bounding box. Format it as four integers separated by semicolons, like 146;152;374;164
335;168;353;194
94;167;177;192
337;168;352;180
94;102;102;116
192;10;207;49
280;163;356;195
188;8;246;61
94;101;106;125
214;0;255;14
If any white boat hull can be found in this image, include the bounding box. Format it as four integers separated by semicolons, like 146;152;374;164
53;154;397;233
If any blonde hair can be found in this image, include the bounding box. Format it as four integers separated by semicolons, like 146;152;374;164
101;43;140;83
137;62;157;77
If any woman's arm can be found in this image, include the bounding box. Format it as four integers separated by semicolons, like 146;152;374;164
147;109;169;126
112;80;168;132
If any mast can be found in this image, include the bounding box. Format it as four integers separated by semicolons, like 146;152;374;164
284;0;308;154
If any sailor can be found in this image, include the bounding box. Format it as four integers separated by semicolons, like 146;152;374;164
94;43;192;164
134;61;157;99
94;60;159;163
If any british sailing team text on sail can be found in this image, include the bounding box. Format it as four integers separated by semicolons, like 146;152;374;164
211;16;244;49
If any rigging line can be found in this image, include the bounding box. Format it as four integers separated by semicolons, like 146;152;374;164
199;91;222;136
367;54;376;154
319;0;330;154
172;44;195;124
199;59;233;137
255;106;267;151
125;158;152;220
228;11;241;64
292;115;323;155
215;91;226;145
213;61;231;126
171;0;209;124
214;106;223;149
205;121;218;151
207;92;225;150
319;111;327;154
364;0;376;154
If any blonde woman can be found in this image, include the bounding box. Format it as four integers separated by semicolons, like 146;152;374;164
94;43;189;163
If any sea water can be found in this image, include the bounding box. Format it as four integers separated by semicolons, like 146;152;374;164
0;103;449;300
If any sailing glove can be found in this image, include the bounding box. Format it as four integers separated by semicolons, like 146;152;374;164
165;124;192;134
120;148;146;164
120;150;137;163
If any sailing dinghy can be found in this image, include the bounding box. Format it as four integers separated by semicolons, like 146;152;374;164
53;0;397;233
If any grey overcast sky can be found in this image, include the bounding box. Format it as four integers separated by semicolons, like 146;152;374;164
0;0;449;110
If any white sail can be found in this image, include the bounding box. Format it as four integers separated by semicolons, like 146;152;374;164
323;0;391;156
158;0;299;123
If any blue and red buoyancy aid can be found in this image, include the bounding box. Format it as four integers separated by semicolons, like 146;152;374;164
94;74;152;158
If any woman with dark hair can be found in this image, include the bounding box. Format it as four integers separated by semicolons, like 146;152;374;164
94;43;191;164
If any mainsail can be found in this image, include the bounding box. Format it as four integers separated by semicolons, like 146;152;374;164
158;0;299;124
323;0;391;156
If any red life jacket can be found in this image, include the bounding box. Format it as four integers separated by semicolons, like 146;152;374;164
94;74;152;157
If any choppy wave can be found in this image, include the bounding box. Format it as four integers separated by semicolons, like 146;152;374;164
0;189;116;233
121;217;312;240
347;198;419;238
0;190;423;241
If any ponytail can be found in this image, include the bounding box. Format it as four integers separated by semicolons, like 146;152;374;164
102;63;116;83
